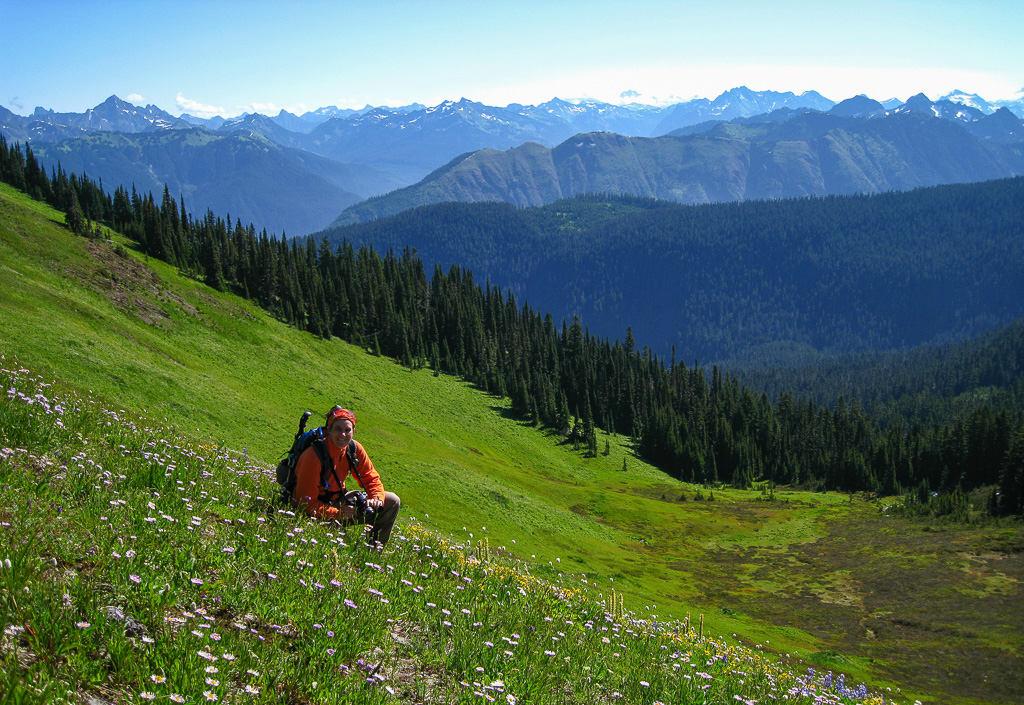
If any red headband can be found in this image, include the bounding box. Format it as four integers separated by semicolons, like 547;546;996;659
327;408;356;428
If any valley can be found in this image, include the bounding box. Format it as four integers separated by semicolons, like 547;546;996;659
5;3;1023;703
1;180;1022;703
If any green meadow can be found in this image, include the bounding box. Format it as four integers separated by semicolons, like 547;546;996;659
2;182;1021;704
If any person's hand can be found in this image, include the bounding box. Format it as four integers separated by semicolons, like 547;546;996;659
339;504;356;520
366;497;384;511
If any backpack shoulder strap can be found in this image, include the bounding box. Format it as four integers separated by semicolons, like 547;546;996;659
311;430;345;497
346;440;367;489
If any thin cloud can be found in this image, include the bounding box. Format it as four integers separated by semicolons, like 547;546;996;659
247;102;280;115
175;93;226;118
125;93;145;104
245;101;308;116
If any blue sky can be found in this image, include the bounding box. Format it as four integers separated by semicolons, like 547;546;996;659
3;0;1022;118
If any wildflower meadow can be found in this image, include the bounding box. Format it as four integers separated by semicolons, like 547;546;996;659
1;357;914;704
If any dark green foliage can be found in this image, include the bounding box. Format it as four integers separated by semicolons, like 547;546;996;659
998;429;1024;516
320;179;1024;367
734;319;1024;429
2;135;1023;518
64;187;86;235
890;483;972;522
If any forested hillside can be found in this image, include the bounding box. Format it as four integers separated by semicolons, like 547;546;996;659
731;319;1024;427
2;134;1022;519
323;178;1024;365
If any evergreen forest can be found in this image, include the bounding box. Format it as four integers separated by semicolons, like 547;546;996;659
322;182;1024;365
2;134;1022;521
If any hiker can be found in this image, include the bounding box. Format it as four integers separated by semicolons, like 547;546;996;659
291;406;401;545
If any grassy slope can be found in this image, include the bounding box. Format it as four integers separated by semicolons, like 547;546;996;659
2;182;1022;704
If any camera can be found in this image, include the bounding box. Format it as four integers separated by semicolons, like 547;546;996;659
344;490;375;517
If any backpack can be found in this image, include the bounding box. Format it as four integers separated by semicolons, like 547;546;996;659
276;411;362;503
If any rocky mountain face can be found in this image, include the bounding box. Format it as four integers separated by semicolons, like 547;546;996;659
1;95;189;142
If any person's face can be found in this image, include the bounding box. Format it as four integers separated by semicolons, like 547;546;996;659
328;418;354;448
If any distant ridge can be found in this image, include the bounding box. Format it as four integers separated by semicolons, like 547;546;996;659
330;108;1024;224
5;87;1023;236
30;129;386;237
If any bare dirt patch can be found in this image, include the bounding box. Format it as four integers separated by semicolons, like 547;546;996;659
69;240;200;326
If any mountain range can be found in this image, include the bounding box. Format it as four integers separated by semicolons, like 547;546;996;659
2;88;1023;235
29;128;401;236
332;102;1024;224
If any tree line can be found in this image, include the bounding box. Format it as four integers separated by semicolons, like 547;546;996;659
2;133;1022;519
733;319;1024;429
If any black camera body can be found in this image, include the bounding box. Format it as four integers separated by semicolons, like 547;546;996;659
344;490;375;517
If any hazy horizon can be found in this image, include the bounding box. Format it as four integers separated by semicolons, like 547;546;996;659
4;0;1022;120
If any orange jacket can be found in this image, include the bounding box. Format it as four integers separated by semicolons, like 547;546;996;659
291;437;385;520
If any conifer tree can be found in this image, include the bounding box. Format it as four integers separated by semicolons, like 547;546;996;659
583;395;598;457
65;188;85;235
999;428;1024;516
1;137;27;190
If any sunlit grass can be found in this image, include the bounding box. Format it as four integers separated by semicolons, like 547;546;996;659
0;181;848;645
11;181;1016;703
0;360;902;704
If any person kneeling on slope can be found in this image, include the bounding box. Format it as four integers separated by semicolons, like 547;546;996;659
291;406;401;546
